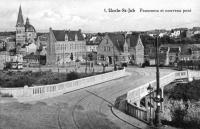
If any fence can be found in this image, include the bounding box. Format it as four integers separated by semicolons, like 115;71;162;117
126;101;148;122
0;69;128;101
184;110;200;123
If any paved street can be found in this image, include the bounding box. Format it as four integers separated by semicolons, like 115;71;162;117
0;67;175;129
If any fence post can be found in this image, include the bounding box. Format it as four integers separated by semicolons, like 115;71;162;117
23;85;31;97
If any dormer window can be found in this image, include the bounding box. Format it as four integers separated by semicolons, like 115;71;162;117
65;34;68;41
75;34;78;41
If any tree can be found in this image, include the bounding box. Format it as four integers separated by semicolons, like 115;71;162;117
70;53;73;61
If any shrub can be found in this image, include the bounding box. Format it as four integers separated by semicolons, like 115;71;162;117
169;80;200;101
67;72;79;81
162;98;200;129
0;92;13;97
170;100;187;125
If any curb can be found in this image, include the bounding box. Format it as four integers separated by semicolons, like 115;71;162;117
111;106;149;129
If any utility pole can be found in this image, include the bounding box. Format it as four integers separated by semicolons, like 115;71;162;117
154;35;162;127
85;52;87;73
63;45;64;67
113;43;117;71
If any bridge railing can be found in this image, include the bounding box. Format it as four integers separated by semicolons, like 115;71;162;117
0;69;127;101
127;70;193;104
126;101;148;123
126;70;200;123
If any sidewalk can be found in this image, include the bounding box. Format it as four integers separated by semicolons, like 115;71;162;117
111;107;178;129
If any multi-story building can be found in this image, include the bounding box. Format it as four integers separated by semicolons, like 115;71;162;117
97;32;144;65
47;28;86;65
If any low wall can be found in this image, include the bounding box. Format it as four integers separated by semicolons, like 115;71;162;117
125;101;148;123
0;69;128;101
126;70;200;104
125;70;200;123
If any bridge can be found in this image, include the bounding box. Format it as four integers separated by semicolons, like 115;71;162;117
124;70;200;123
1;68;200;129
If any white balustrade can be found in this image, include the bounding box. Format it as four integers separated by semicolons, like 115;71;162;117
127;70;200;103
0;69;127;101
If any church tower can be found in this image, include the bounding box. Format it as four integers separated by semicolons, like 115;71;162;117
16;5;25;47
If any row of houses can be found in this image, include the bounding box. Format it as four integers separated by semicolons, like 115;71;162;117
145;43;200;66
1;5;200;69
2;28;200;68
146;27;200;38
46;29;145;66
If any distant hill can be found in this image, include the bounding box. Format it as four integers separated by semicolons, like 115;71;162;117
141;34;200;46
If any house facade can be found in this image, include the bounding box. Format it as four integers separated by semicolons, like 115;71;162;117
97;32;144;65
47;28;86;65
127;33;144;65
36;34;48;56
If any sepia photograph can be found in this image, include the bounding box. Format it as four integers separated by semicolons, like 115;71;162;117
0;0;200;129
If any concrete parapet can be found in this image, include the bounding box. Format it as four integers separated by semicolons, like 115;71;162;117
0;69;129;102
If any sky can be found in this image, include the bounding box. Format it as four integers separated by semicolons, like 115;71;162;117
0;0;200;32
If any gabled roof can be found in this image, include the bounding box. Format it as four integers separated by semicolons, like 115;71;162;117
126;33;142;47
86;36;102;45
107;33;125;52
52;30;65;41
52;30;84;41
65;30;84;41
16;5;24;27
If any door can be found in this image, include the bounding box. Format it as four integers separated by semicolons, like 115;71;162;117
108;56;112;64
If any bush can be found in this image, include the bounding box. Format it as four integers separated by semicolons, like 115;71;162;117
169;80;200;101
162;98;200;129
0;92;13;97
67;72;79;81
170;100;187;125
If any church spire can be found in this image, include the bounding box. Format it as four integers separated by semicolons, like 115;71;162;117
16;5;24;27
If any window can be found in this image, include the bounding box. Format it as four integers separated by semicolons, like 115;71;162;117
106;39;108;44
104;46;106;51
108;47;110;51
101;55;105;60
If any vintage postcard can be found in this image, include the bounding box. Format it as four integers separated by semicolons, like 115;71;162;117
0;0;200;129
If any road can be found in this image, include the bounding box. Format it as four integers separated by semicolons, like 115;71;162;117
0;67;175;129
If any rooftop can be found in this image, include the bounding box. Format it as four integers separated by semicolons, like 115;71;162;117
52;29;84;41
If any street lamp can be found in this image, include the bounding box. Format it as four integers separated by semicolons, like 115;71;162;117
154;35;162;127
85;52;88;74
147;84;154;125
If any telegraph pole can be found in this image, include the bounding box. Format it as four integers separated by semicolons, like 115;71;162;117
154;35;162;127
113;43;117;71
